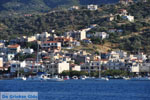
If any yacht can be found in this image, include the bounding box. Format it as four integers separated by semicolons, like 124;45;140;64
46;75;64;82
123;77;131;80
80;75;87;80
95;77;109;81
72;76;78;80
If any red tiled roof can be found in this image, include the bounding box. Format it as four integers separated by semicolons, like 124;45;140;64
43;41;58;44
8;44;20;48
55;37;71;41
43;56;50;59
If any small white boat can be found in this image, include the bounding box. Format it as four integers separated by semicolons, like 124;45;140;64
123;77;131;80
80;75;87;80
95;77;109;81
46;77;64;82
72;76;78;80
43;75;64;82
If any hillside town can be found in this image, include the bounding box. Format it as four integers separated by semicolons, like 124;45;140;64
0;0;150;79
0;27;150;79
1;1;150;100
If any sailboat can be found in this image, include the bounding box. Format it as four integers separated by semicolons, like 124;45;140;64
95;53;109;81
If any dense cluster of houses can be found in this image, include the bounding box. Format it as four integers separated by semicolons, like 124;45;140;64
0;28;150;76
0;0;150;77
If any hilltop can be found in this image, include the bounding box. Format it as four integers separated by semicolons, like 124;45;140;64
0;0;119;15
0;0;150;53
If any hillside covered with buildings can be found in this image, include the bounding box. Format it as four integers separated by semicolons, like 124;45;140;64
0;0;150;78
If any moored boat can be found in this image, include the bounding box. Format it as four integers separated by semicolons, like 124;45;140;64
123;77;131;80
95;77;109;81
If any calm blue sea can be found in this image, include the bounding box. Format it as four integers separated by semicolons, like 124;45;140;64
0;80;150;100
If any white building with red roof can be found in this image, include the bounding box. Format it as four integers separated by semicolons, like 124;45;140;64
41;41;61;52
7;44;21;54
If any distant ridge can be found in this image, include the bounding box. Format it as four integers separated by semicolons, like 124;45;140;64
0;0;119;14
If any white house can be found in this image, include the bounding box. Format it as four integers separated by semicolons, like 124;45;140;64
27;36;36;42
22;48;34;54
35;32;51;41
131;62;150;73
69;6;79;10
70;30;86;40
58;61;70;73
94;32;109;40
109;51;120;60
87;5;98;10
41;41;61;52
122;15;134;22
7;44;21;54
70;64;81;71
0;58;3;70
46;61;69;74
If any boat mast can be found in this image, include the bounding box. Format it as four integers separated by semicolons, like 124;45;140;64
17;66;19;78
99;52;101;78
86;55;91;77
138;49;140;76
36;41;40;73
36;42;39;63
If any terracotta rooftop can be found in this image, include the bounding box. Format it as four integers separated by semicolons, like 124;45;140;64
8;44;20;48
43;56;50;59
55;37;71;41
43;41;58;44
